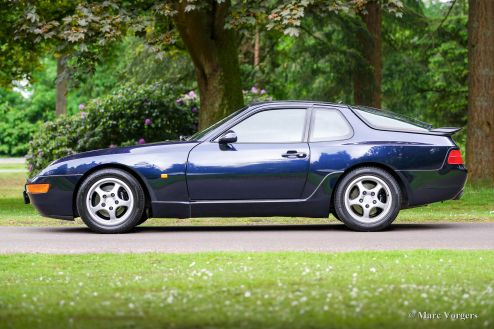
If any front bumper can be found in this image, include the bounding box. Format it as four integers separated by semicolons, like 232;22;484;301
23;189;30;204
25;175;82;221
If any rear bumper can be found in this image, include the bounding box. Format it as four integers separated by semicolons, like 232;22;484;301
453;188;464;200
26;175;82;221
402;166;467;207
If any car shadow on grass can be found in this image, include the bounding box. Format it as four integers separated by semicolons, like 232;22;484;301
42;223;458;234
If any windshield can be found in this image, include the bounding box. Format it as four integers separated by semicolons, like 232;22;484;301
187;106;248;141
353;106;432;132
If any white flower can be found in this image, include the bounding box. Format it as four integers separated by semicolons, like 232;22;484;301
244;291;251;298
370;267;377;273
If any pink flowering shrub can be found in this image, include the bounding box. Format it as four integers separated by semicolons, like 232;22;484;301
243;86;273;104
27;84;199;177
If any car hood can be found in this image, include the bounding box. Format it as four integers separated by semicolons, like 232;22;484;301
52;141;197;165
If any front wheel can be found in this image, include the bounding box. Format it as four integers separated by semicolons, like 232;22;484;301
334;167;401;231
76;169;145;233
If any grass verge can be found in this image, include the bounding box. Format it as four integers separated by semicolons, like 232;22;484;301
1;251;493;329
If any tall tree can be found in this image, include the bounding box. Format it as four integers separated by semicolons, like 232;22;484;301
467;0;494;184
6;0;403;129
174;0;243;130
354;1;382;108
55;55;68;116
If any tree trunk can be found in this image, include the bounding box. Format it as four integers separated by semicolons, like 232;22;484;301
254;28;260;67
467;0;494;184
55;56;68;116
174;0;244;130
353;1;381;108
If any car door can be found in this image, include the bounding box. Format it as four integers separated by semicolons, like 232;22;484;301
186;107;310;200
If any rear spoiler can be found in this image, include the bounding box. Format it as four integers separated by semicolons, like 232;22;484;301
427;127;462;136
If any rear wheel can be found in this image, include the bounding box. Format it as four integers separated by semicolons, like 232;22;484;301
77;169;145;233
334;167;401;231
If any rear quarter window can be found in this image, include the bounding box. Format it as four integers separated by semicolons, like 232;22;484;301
310;108;353;142
353;106;431;133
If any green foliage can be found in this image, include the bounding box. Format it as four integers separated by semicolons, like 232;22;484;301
0;60;57;156
0;37;195;157
0;90;37;156
79;83;198;150
382;0;468;127
27;83;198;176
26;114;84;175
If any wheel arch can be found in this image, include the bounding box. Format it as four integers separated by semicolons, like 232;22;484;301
72;163;153;218
330;162;410;210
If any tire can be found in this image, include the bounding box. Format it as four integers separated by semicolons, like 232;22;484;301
136;211;149;226
76;169;145;233
330;210;342;222
334;167;401;231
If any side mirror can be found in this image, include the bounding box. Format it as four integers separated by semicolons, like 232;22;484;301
219;131;237;144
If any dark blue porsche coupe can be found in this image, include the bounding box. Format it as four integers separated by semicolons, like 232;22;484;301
25;101;467;233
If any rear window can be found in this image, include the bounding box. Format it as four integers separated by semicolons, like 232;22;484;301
353;106;431;133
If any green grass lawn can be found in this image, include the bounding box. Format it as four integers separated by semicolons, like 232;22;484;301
1;251;493;329
0;163;26;171
0;164;493;226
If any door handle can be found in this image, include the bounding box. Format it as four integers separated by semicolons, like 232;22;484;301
282;150;307;158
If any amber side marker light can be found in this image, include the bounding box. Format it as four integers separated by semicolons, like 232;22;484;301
26;184;50;194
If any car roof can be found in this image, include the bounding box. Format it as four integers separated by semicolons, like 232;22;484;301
247;100;351;110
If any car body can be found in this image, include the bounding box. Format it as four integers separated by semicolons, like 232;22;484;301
25;101;467;233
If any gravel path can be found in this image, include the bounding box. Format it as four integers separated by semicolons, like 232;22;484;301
0;223;493;254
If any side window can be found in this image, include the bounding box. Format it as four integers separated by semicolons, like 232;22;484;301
310;109;353;142
229;109;307;143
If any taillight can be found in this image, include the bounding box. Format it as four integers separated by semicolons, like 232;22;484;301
447;149;463;165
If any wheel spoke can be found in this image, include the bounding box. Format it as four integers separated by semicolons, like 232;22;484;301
356;181;367;193
111;182;122;195
361;206;371;218
107;208;117;220
348;198;361;206
117;199;131;207
374;200;387;210
90;202;104;212
370;182;383;194
94;186;106;198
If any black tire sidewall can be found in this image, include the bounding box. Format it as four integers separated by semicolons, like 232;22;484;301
77;169;145;233
334;167;401;231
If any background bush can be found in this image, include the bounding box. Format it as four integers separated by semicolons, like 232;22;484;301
0;79;55;156
27;83;198;176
